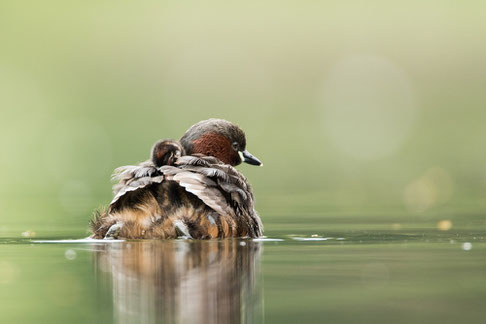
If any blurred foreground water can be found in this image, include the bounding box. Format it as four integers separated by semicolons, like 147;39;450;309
1;216;485;324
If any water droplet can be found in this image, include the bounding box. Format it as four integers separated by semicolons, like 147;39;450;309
64;249;77;260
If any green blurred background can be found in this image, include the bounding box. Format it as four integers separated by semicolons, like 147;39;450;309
1;0;486;237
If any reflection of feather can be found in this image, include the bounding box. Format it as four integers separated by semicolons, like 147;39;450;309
94;240;263;323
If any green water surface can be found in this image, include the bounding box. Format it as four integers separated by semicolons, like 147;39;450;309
1;215;485;324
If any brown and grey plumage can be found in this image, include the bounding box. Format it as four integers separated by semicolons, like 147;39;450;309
90;119;263;239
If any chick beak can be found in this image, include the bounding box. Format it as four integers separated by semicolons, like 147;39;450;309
239;150;263;166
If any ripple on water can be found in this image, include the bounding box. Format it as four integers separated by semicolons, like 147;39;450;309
252;238;284;242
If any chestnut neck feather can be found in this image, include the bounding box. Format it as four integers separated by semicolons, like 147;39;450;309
192;133;239;166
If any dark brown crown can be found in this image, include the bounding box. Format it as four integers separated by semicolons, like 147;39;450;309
180;119;247;166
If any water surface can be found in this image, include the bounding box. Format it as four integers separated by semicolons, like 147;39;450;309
1;217;485;324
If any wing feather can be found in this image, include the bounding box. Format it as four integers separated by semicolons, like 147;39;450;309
108;153;257;231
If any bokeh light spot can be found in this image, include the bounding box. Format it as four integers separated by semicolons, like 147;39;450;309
437;220;452;231
404;167;454;213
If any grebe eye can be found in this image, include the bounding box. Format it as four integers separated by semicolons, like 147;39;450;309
232;142;239;151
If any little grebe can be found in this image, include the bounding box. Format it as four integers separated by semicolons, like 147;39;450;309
90;119;263;239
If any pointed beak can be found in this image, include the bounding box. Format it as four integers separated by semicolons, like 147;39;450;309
239;150;263;166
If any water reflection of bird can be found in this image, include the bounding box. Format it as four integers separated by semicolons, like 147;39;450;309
90;119;263;239
93;240;263;324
